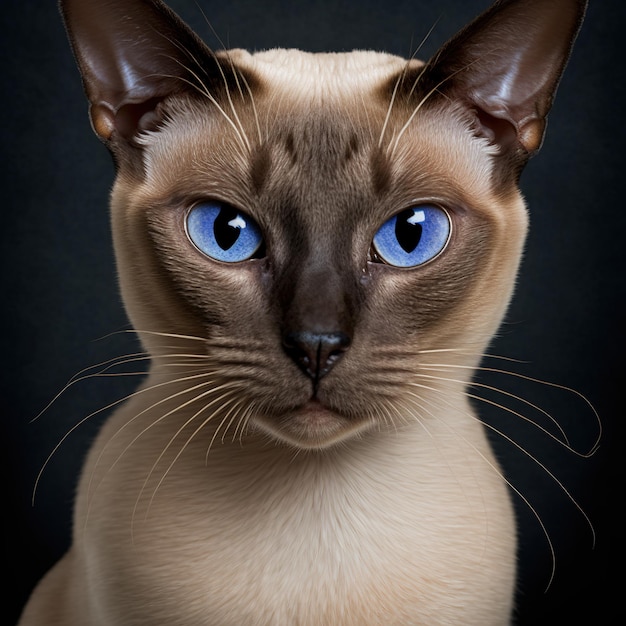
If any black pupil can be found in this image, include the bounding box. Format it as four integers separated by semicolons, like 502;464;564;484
395;208;423;253
214;206;242;251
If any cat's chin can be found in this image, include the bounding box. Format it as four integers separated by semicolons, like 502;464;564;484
255;400;370;450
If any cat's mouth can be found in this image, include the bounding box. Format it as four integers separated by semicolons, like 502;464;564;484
257;398;369;449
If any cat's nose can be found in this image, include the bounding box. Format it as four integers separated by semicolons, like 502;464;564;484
283;331;351;382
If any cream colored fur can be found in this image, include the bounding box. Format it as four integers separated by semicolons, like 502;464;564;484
19;48;526;625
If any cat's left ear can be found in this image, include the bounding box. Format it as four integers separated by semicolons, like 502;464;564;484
422;0;587;157
59;0;222;144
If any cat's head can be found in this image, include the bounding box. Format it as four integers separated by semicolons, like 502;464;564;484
60;0;586;449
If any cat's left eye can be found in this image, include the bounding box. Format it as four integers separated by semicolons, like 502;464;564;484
186;202;264;263
372;205;451;268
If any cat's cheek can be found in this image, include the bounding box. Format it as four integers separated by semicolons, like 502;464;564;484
360;260;473;344
179;261;270;332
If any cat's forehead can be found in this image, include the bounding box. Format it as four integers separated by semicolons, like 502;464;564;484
133;48;499;214
229;48;418;100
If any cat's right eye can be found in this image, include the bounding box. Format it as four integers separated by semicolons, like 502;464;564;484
186;202;264;263
372;205;451;268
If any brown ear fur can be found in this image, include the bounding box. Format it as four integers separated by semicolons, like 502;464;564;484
59;0;225;144
419;0;587;158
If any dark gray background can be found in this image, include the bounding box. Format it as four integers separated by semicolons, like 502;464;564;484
3;0;623;624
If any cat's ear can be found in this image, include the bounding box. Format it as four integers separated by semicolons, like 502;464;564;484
421;0;587;157
59;0;220;143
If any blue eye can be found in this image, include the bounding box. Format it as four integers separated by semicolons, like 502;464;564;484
372;205;451;268
186;202;264;263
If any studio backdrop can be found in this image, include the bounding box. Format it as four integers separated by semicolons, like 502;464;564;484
2;0;623;624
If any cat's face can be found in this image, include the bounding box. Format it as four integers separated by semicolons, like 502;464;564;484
61;0;586;449
110;49;526;448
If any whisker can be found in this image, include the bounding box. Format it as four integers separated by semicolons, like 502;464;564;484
378;19;439;149
415;372;573;450
148;24;252;152
237;70;263;145
147;66;250;156
209;56;252;153
30;352;151;423
206;399;245;460
35;369;219;506
404;387;559;590
356;90;376;144
387;75;446;158
407;378;596;525
195;19;262;148
237;401;261;448
87;374;228;502
231;399;254;445
468;389;596;543
137;390;242;524
388;59;482;158
375;402;397;433
143;396;248;520
64;351;149;384
418;361;601;455
378;64;406;149
417;347;527;363
127;329;207;343
191;0;232;60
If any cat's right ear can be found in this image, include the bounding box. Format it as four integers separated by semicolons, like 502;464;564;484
419;0;587;160
59;0;220;144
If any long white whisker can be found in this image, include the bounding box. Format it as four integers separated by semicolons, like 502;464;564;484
32;371;206;505
64;351;149;384
148;66;250;155
389;59;482;158
30;352;151;423
388;75;445;157
419;362;601;455
150;25;253;152
144;395;244;518
415;372;574;451
231;399;255;445
407;378;596;533
125;329;207;343
212;42;262;146
378;66;405;149
135;391;241;527
209;57;252;153
87;374;226;504
404;387;559;590
378;20;438;149
417;347;527;363
39;369;218;507
238;70;263;145
90;381;238;533
468;393;596;546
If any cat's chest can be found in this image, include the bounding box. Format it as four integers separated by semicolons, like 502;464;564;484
76;402;515;625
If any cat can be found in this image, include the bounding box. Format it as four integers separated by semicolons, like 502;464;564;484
18;0;588;624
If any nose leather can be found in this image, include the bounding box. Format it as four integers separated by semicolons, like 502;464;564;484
283;331;351;382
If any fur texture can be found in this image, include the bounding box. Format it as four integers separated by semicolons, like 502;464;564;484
19;1;587;624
